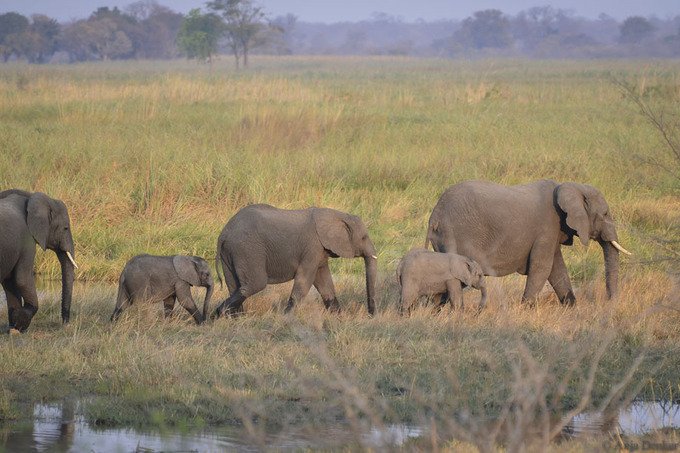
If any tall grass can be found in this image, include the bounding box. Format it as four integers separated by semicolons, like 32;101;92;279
1;57;678;279
0;57;679;448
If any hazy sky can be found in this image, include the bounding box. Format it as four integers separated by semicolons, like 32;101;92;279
1;0;678;22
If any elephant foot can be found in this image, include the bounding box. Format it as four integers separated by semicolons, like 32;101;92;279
323;298;341;313
559;291;577;306
12;308;34;333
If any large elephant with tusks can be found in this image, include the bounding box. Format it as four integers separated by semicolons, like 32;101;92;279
213;204;378;317
0;189;78;332
425;180;631;305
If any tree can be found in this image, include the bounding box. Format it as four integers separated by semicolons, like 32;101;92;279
619;16;655;44
127;1;184;59
15;15;60;63
512;6;560;52
90;6;142;57
60;20;97;62
269;14;297;55
177;8;222;62
0;12;29;61
206;0;266;68
459;9;513;50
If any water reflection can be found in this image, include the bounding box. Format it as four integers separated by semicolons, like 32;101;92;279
565;400;680;437
0;402;422;452
2;400;679;452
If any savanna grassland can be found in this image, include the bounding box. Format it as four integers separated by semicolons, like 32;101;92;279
1;57;679;450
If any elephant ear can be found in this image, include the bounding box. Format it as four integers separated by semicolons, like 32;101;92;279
556;183;591;247
312;208;355;258
27;193;51;250
451;257;474;287
465;259;485;289
173;256;201;287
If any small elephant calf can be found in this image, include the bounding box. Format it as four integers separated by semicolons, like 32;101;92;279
396;248;487;313
111;255;214;324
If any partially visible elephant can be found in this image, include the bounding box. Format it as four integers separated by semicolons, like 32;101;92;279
213;204;378;317
0;189;78;332
426;180;631;305
397;248;487;313
111;254;214;324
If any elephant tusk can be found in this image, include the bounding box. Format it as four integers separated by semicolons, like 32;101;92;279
611;241;632;256
66;251;79;269
371;255;378;260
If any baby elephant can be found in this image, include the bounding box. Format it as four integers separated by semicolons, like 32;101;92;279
111;255;214;324
396;248;487;313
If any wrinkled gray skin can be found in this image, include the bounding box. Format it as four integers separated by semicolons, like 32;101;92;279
397;248;487;313
0;190;76;332
213;204;377;317
111;254;214;324
426;180;624;305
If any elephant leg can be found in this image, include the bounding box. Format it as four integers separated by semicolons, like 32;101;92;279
212;291;246;319
446;279;464;310
548;249;576;306
2;279;22;329
437;292;450;311
522;245;554;306
175;284;203;324
284;267;316;314
13;270;39;332
215;256;268;318
399;284;418;315
212;274;266;319
163;296;176;318
313;262;340;312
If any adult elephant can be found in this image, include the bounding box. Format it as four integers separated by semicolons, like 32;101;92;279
0;189;78;332
213;204;378;317
425;180;631;305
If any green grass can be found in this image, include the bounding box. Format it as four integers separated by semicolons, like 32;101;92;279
0;57;679;449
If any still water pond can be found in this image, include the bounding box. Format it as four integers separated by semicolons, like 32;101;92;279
1;401;678;452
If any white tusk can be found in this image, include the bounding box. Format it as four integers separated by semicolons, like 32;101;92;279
66;251;79;269
611;241;632;256
371;255;378;260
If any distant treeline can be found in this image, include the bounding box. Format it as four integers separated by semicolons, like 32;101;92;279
1;1;679;64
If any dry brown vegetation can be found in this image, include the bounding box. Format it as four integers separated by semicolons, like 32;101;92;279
0;57;679;449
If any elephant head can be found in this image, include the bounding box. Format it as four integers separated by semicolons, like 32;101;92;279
555;183;630;300
313;208;377;315
173;255;214;321
26;192;78;323
455;257;488;311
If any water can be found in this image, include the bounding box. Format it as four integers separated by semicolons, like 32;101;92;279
0;402;423;452
564;400;680;437
1;401;678;452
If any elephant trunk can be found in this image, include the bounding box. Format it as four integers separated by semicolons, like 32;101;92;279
599;239;619;300
202;281;214;321
477;277;488;311
364;255;377;316
56;250;76;324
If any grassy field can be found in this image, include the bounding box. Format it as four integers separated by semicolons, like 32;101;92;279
0;57;679;450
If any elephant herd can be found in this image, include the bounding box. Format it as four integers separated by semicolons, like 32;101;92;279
0;179;631;333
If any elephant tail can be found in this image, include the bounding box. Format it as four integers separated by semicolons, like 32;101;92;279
215;248;224;290
395;259;403;286
424;220;435;250
111;274;130;322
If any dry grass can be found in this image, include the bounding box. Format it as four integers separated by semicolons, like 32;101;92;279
0;57;679;449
